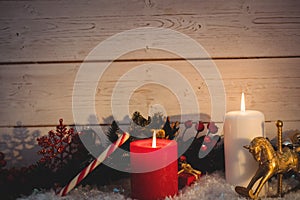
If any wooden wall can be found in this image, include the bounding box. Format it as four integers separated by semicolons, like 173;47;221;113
0;0;299;167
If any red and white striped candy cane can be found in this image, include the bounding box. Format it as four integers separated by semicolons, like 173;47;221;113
59;132;130;196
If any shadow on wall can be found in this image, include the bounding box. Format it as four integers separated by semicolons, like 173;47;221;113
0;121;42;168
0;112;212;168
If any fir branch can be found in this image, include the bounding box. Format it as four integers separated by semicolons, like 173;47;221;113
106;121;119;143
163;117;180;140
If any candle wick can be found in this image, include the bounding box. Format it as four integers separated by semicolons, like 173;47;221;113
152;130;156;148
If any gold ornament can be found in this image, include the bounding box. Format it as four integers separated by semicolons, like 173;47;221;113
178;162;201;180
151;129;166;139
235;120;300;199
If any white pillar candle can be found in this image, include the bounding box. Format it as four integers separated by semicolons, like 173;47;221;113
224;93;265;187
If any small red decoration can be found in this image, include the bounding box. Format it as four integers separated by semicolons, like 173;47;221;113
184;120;193;129
195;121;205;133
200;144;208;151
204;136;211;143
37;119;81;171
178;155;201;189
178;172;200;188
207;121;218;134
179;155;187;162
59;133;130;196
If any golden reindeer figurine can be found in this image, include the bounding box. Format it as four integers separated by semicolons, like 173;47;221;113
235;120;300;199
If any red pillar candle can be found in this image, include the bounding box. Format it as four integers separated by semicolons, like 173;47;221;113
130;139;178;200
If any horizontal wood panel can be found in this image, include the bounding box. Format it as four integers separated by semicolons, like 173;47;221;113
0;58;299;127
0;0;299;62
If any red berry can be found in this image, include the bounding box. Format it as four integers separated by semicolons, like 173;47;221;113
200;144;207;151
180;155;186;162
184;120;193;129
204;136;211;143
207;122;218;134
195;121;205;132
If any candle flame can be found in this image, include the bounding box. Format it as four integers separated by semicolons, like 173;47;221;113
241;92;246;112
152;130;156;148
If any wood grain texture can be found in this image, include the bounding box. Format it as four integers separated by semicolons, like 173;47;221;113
0;58;299;129
0;0;299;62
0;0;299;166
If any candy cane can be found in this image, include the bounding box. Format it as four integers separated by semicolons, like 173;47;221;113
59;132;130;196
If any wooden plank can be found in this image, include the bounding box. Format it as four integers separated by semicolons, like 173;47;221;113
215;58;300;122
0;57;299;127
0;64;78;126
0;0;299;62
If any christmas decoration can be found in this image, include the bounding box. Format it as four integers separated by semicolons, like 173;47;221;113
1;113;298;199
162;116;180;140
207;121;218;134
37;118;82;171
132;111;151;127
0;119;96;199
184;120;193;129
130;138;178;200
126;111;179;139
59;132;130;196
154;129;166;139
128;111;164;138
195;121;205;138
105;112;225;175
183;122;225;173
236;120;300;199
224;93;265;188
178;119;193;142
178;155;201;189
105;112;180;156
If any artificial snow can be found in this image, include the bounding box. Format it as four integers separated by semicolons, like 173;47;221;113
18;171;299;200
